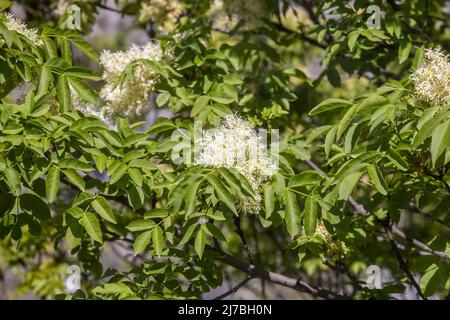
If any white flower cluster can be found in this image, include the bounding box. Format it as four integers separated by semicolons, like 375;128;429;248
137;0;183;32
195;114;276;214
99;42;164;116
209;0;267;30
4;13;43;46
70;86;114;127
410;47;450;106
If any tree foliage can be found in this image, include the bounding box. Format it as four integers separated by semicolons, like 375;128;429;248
0;0;449;300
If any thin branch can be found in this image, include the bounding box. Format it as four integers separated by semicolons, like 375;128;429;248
218;250;347;300
97;4;125;14
304;160;449;259
234;216;254;264
387;0;401;11
213;275;254;300
249;217;267;299
385;226;427;300
391;226;448;259
322;258;362;294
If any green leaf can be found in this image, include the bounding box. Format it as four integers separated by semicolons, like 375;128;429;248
42;36;57;59
128;168;143;187
195;228;206;259
191;95;210;116
0;0;12;11
4;167;21;195
263;184;275;218
210;83;237;104
61;39;72;63
412;109;450;148
412;47;425;70
324;126;337;158
91;196;116;224
71;39;99;63
285;189;301;238
128;185;144;210
337;95;386;140
347;30;360;51
304;197;317;236
20;193;51;220
80;212;103;243
128;159;157;170
204;223;227;241
156;91;170;107
46;166;60;203
36;67;52;99
0;193;15;218
206;175;236;214
57;75;71;112
420;264;446;297
387;150;408;171
123;133;148;146
109;163;128;184
68;77;98;104
134;230;152;255
367;164;388;195
144;208;168;219
309;98;352;116
65;67;102;81
338;171;363;200
126;219;155;232
59;158;93;171
179;223;198;245
184;179;202;216
430;120;450;168
63;169;85;191
398;41;412;64
289;171;323;188
152;225;164;256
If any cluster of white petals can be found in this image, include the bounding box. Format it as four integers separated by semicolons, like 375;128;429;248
99;42;164;116
195;114;276;214
137;0;183;32
4;13;43;46
410;47;450;106
70;86;113;127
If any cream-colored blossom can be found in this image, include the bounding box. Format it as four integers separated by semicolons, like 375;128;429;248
316;220;349;260
99;42;164;116
410;47;450;106
195;114;276;214
70;86;114;127
4;13;43;46
137;0;183;32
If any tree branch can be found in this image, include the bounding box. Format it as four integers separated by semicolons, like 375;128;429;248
385;226;427;300
304;160;449;259
234;216;254;264
216;247;347;300
213;274;254;300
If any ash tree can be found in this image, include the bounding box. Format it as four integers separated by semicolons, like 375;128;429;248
0;0;449;300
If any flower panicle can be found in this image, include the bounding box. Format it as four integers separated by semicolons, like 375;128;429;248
195;114;277;214
4;13;43;46
99;42;165;117
410;47;450;106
